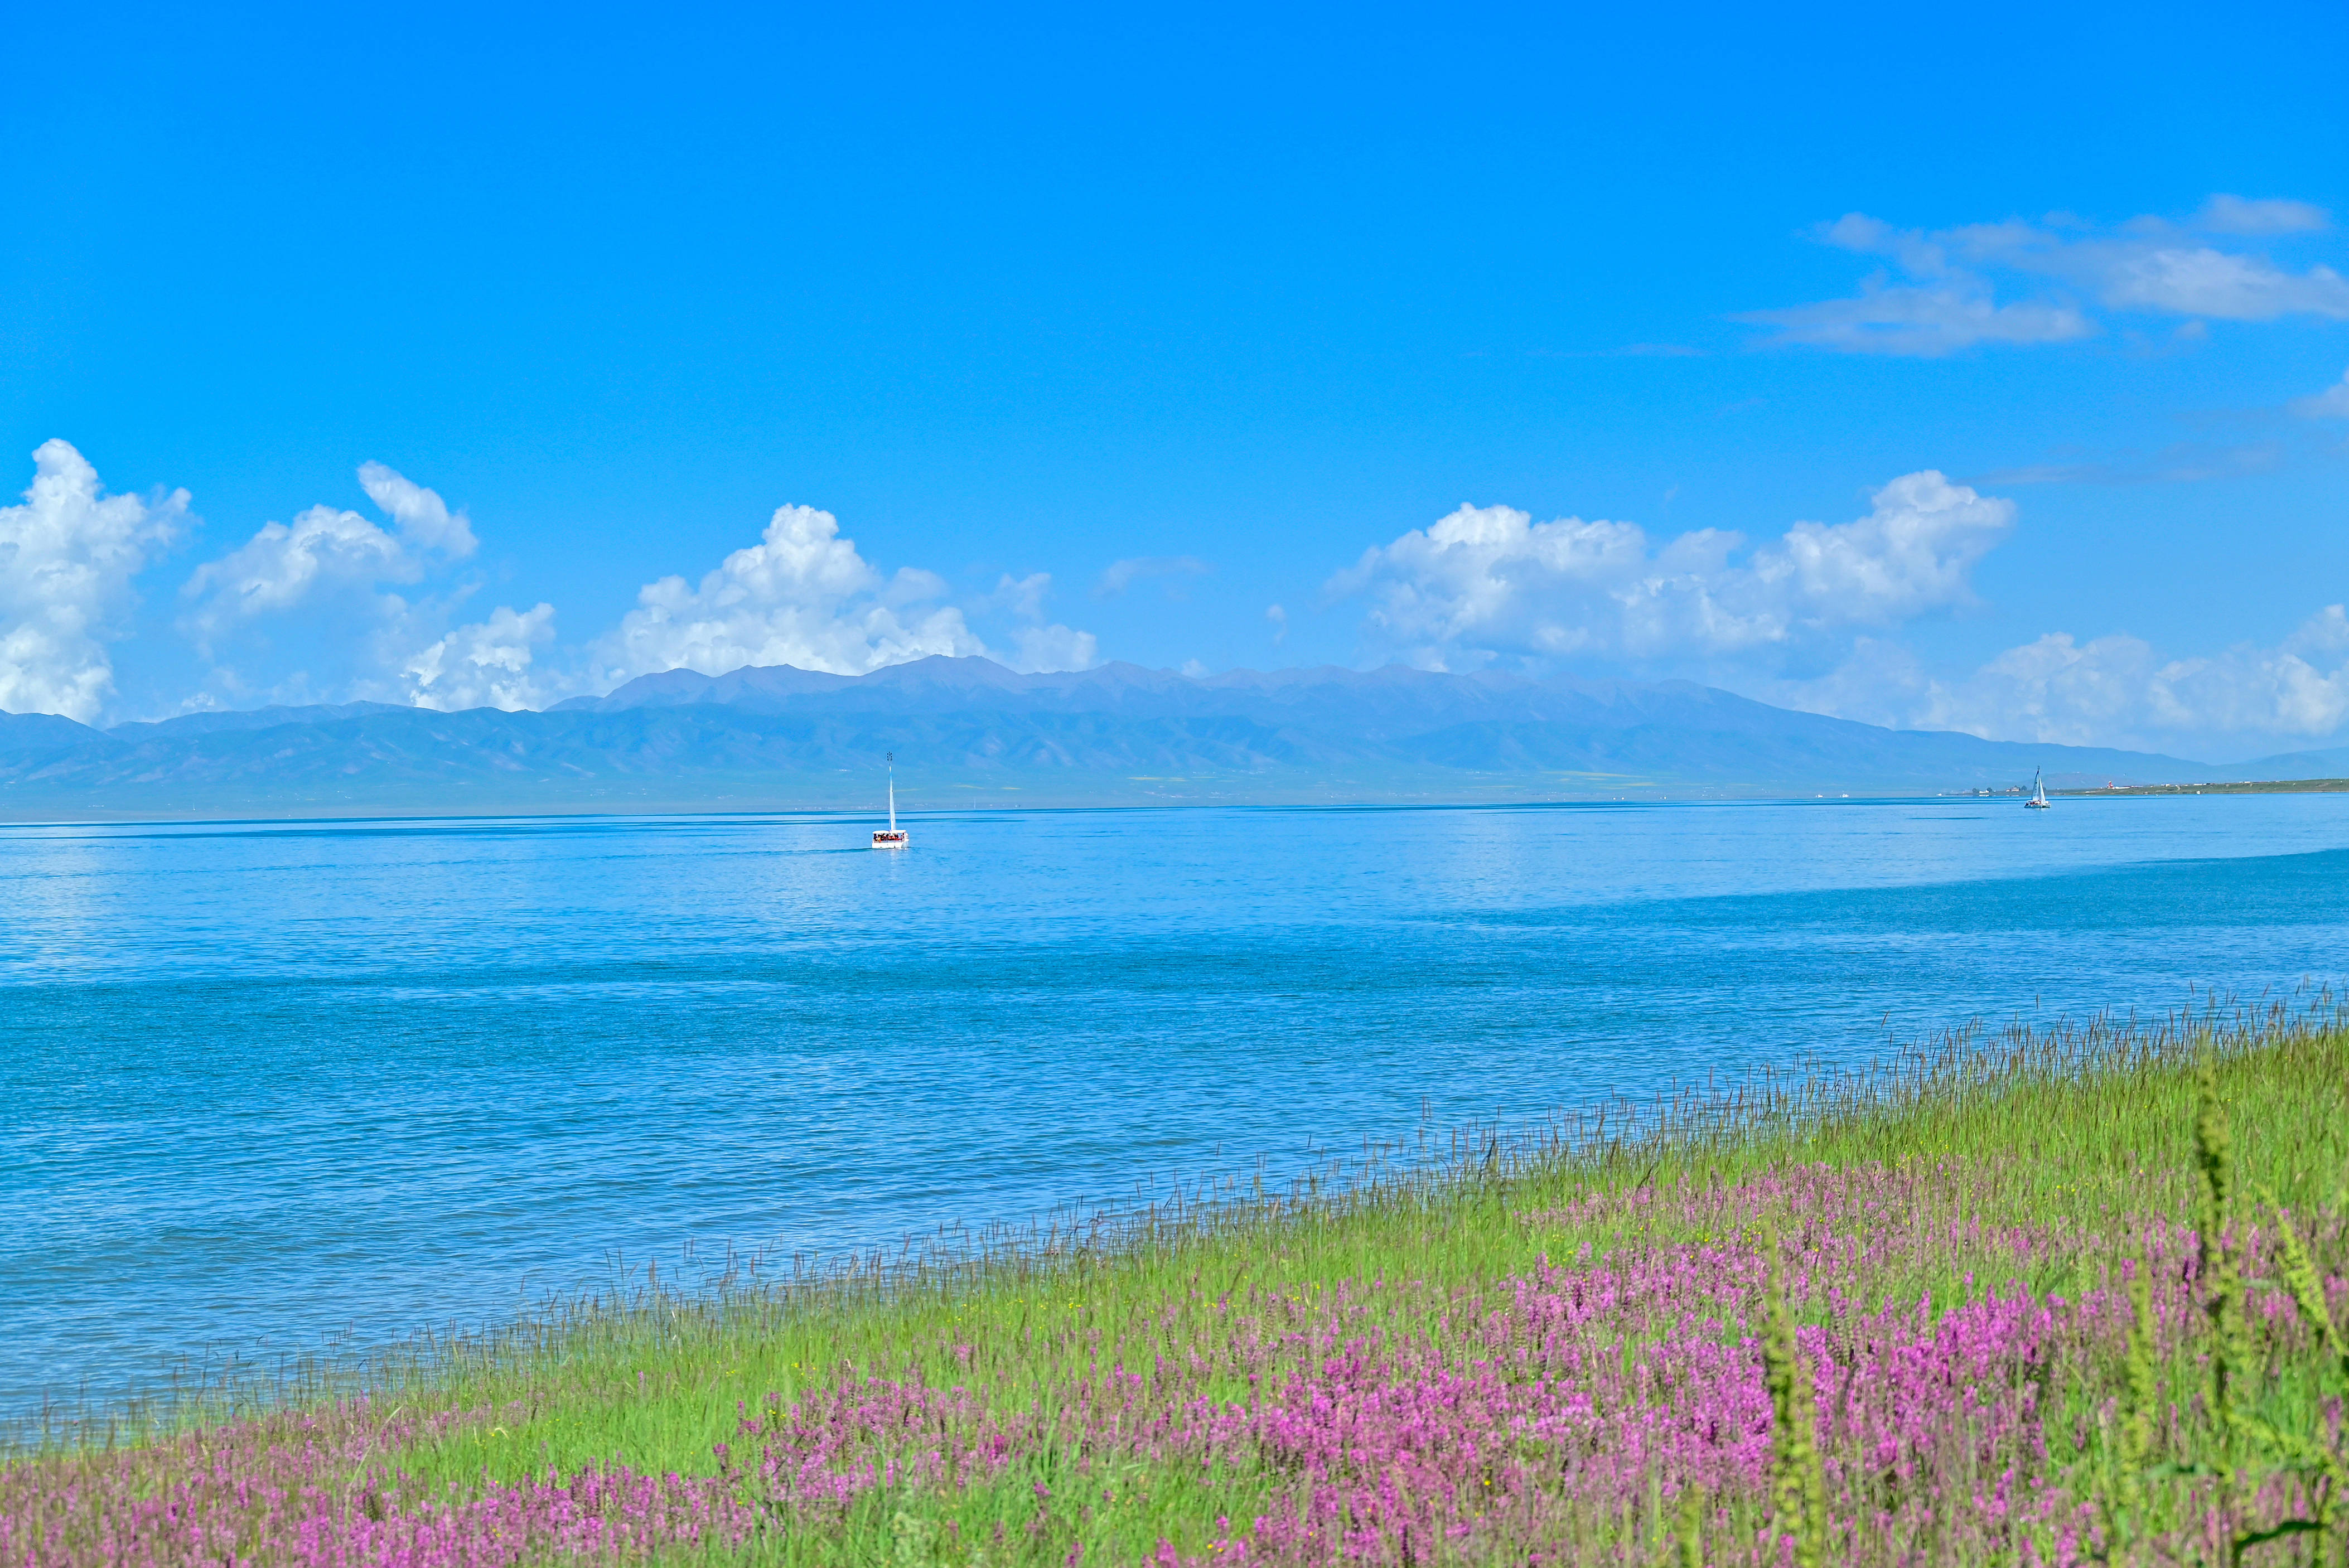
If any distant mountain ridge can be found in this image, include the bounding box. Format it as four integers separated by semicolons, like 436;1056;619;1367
0;656;2307;819
105;700;410;739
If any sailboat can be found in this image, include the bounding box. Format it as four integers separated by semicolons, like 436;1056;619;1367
872;753;908;848
2025;768;2051;810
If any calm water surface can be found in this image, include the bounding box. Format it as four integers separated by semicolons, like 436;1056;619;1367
6;795;2349;1417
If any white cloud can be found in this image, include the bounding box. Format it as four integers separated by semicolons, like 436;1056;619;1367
1747;199;2349;355
980;571;1098;673
176;476;1101;706
178;463;550;713
1266;602;1288;643
1007;622;1099;674
985;571;1054;623
2089;246;2349;320
593;503;988;683
401;602;557;711
180;504;409;644
1744;279;2095;356
2194;195;2331;236
2292;367;2349;419
1330;471;2012;672
11;449;1116;716
357;462;476;557
0;441;187;721
1771;607;2349;758
181;463;475;648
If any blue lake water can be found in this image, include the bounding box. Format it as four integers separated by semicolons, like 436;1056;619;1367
6;794;2349;1420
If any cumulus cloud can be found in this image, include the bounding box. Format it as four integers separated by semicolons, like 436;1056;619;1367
0;441;187;720
401;603;558;711
1747;199;2349;355
1770;608;2349;758
592;507;1103;683
172;475;1100;705
181;464;476;649
979;572;1097;673
181;504;409;645
178;463;557;713
1330;472;2012;672
13;446;1107;715
358;462;476;556
1007;622;1099;674
593;503;987;683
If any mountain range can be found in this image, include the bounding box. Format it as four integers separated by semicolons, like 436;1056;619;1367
0;657;2333;819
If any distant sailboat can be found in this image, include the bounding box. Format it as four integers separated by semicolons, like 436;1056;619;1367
2026;768;2051;810
872;752;908;848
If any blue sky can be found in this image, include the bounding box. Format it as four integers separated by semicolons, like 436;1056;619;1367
3;1;2346;760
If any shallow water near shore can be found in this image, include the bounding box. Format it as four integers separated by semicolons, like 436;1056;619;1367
6;792;2349;1421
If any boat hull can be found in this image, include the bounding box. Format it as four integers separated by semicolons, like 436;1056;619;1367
872;831;909;848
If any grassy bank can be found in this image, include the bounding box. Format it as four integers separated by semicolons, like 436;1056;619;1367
9;999;2349;1565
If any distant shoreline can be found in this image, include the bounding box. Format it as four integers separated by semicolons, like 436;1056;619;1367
2050;777;2349;798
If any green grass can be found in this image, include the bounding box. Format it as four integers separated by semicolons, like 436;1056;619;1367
311;999;2349;1484
15;993;2349;1566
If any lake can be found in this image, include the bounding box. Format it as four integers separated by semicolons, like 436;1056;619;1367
6;793;2349;1420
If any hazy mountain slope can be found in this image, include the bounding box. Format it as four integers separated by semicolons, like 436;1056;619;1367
571;657;2202;786
0;713;115;758
107;701;409;739
0;656;2240;819
2233;745;2349;780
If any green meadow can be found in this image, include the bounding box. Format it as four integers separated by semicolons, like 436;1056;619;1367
12;998;2349;1565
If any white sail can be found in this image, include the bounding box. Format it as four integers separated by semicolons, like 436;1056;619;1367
873;752;909;846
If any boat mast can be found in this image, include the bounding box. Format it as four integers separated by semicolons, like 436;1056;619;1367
887;752;896;834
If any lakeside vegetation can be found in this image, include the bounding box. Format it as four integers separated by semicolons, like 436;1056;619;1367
10;999;2349;1565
